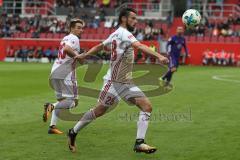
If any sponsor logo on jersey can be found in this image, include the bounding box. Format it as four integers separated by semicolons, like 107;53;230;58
128;35;134;39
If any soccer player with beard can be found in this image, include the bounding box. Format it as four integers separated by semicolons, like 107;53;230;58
67;8;169;153
42;19;85;134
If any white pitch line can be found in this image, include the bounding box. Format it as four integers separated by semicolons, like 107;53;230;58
212;75;240;83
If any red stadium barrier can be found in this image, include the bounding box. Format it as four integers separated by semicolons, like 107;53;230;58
0;38;239;65
187;42;240;65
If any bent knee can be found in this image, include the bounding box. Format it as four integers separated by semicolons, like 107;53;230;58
138;98;152;113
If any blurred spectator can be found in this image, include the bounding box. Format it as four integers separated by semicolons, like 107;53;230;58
21;46;29;62
216;0;223;17
28;46;35;59
229;52;235;65
104;19;112;28
92;16;100;28
202;49;212;65
158;30;166;42
52;47;58;62
99;8;106;21
32;30;40;38
136;29;144;41
13;47;21;62
195;24;205;36
212;26;219;36
44;47;53;62
227;14;235;25
216;50;227;65
56;0;64;7
34;46;43;62
144;22;153;40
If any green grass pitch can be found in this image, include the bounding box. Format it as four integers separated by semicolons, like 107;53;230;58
0;62;240;160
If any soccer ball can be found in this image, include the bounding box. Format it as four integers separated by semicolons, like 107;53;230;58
182;9;201;28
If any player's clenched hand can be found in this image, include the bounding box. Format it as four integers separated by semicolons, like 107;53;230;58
74;54;86;64
158;55;169;64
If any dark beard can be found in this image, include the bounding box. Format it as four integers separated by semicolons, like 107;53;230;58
126;23;134;32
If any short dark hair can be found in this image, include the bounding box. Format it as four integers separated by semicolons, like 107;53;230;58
69;18;85;31
118;8;137;25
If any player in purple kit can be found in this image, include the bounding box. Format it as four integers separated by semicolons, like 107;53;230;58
160;26;189;86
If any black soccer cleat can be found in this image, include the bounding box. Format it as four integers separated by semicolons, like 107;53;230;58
67;128;77;153
133;139;157;154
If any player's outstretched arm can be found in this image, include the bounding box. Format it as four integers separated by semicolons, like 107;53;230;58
132;41;169;64
85;43;104;56
74;43;104;62
63;45;80;58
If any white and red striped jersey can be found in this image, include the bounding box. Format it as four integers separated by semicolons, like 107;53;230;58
50;34;80;81
102;26;138;83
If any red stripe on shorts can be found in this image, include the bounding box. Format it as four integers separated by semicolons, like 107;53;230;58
99;80;112;101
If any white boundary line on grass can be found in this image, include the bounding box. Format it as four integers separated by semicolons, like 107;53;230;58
212;75;240;83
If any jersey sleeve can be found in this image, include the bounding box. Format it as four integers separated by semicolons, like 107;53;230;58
122;30;138;44
102;35;112;46
64;36;79;49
